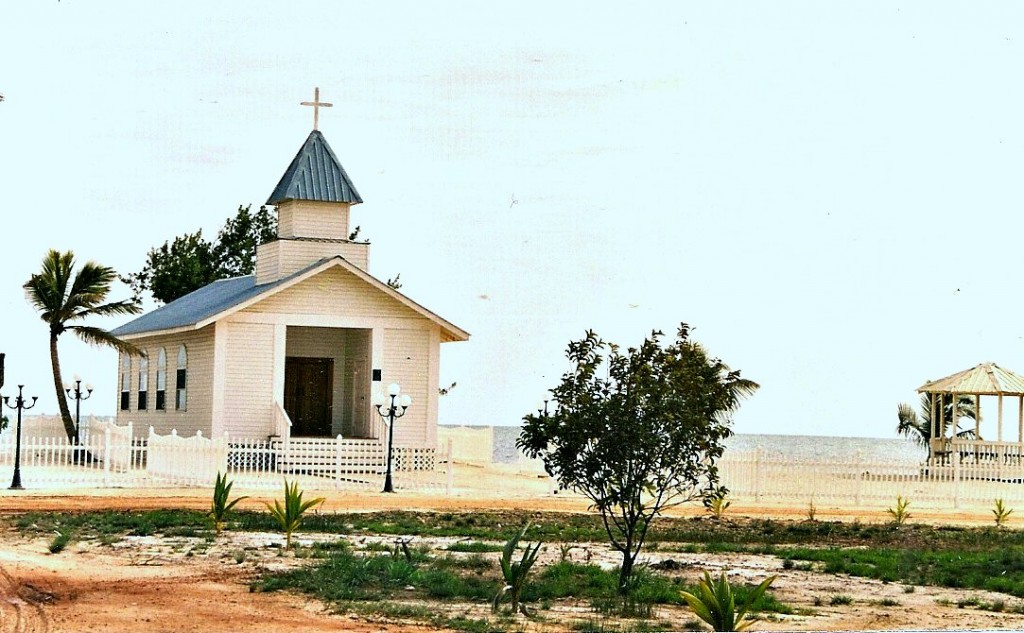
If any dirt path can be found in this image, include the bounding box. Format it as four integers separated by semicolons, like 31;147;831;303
1;486;1022;631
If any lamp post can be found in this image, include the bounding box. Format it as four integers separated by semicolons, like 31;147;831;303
64;374;93;446
4;385;38;490
373;382;412;493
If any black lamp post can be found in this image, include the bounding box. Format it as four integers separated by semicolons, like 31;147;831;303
5;384;38;490
64;375;93;446
373;382;411;493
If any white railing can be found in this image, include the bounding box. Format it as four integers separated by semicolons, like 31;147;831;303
272;402;292;442
240;436;449;492
86;420;134;472
719;448;1024;510
0;421;146;488
0;424;452;493
948;439;1024;464
147;427;228;486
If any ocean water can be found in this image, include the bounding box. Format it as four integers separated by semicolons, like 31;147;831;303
488;426;926;466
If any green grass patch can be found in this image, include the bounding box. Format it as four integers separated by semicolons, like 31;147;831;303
779;545;1024;597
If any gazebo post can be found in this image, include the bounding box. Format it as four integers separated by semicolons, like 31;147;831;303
998;393;1004;442
952;391;958;443
1018;395;1023;445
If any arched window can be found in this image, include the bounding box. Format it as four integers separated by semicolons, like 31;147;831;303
176;345;188;411
120;355;131;411
155;348;167;410
138;355;149;410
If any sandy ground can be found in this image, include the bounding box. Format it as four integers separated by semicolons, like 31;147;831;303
1;468;1024;632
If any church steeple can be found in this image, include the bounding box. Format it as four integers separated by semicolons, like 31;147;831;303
255;88;371;284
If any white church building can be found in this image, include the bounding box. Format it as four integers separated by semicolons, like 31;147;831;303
111;104;469;452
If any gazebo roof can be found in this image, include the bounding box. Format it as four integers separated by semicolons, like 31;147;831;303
917;363;1024;397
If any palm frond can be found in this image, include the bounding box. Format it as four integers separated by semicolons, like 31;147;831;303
23;250;74;316
63;261;119;311
896;402;928;447
67;299;141;321
69;326;143;355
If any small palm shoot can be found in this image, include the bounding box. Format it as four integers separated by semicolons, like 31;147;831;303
681;571;777;632
210;471;248;535
994;498;1014;528
492;521;543;616
887;496;911;526
704;488;732;521
264;479;325;548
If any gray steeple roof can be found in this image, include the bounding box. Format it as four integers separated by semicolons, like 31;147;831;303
267;130;362;205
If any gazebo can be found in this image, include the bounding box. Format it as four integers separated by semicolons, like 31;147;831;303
919;362;1024;464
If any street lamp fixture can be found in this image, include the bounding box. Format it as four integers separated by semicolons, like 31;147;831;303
64;374;93;447
373;382;411;493
4;385;38;490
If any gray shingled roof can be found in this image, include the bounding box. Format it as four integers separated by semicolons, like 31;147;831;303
111;257;470;343
111;275;271;337
267;130;362;205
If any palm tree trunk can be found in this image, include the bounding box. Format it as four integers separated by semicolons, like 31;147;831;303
49;330;76;443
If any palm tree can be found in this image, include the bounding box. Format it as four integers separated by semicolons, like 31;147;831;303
896;393;977;460
23;250;142;443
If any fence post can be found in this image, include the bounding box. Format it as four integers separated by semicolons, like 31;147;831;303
103;426;112;487
444;436;452;495
753;446;762;502
854;450;863;506
127;421;134;473
336;434;343;490
953;447;961;510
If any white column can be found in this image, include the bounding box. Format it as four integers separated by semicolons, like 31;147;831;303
998;393;1004;442
210;321;229;437
273;324;287;406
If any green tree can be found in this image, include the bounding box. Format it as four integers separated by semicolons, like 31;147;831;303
213;204;277;277
123;204;277;304
896;393;977;460
24;250;141;443
518;324;757;592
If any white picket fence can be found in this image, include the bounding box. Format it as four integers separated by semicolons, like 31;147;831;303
719;448;1024;510
0;422;453;493
147;427;228;485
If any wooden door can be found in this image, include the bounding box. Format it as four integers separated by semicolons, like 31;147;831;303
284;357;333;437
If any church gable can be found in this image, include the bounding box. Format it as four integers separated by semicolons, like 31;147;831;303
243;266;422;321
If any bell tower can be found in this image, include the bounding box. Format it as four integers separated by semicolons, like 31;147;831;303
255;88;370;284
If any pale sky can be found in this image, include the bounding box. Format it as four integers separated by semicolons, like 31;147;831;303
3;1;1024;438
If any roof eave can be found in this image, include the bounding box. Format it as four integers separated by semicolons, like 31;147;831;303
114;324;201;341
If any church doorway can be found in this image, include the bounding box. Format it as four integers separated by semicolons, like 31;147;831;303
284;357;334;437
283;326;372;438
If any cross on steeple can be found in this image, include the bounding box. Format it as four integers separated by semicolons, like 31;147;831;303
301;87;333;130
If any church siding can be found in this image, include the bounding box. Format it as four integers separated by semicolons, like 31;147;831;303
255;241;369;284
247;268;420;320
222;321;276;439
278;200;351;240
115;326;215;439
383;327;432;447
276;240;369;274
